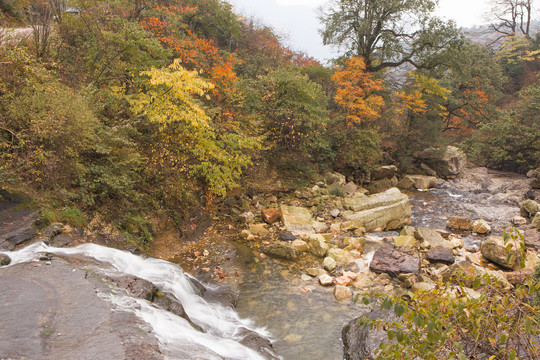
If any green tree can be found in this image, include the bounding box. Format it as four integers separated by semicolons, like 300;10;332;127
318;0;463;72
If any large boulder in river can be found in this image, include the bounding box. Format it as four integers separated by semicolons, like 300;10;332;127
415;227;452;249
398;175;437;190
418;146;466;179
280;205;326;236
369;247;420;276
342;308;398;360
343;188;411;232
446;216;473;231
263;242;299;261
480;236;520;270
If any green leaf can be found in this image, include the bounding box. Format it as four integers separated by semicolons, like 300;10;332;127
473;277;481;289
394;303;406;317
524;317;533;333
362;295;371;305
508;349;516;360
382;297;393;310
413;313;424;327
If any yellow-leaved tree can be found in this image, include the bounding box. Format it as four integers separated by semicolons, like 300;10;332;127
130;59;253;202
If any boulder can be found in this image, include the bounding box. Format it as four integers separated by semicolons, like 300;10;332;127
417;146;466;179
446;216;472;231
532;213;540;231
398;175;437;190
323;257;337;271
420;163;437;177
280;205;326;236
524;229;540;250
369;247;420;276
415;227;452;249
371;165;398;180
263;242;299;261
472;219;491;234
426;246;455;265
343;188;411;232
441;260;513;290
342;309;398;360
0;208;38;251
0;254;11;266
327;248;350;264
325;172;346;186
334;285;352;301
341;182;358;195
307;268;327;277
521;199;540;218
531;168;540;189
261;209;281;224
480;236;520;270
308;234;330;257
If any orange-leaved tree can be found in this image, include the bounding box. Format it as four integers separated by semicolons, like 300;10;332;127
332;57;384;127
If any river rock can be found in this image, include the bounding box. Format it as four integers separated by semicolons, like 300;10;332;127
261;208;281;224
291;239;308;252
397;273;418;288
369;247;420;276
281;205;326;236
323;257;337;271
398;175;437;190
532;213;540;230
393;235;416;248
279;232;296;242
239;212;255;224
472;219;491;234
263;242;299;261
249;223;269;236
343;188;411;232
480;236;520;270
521;199;540;217
415;227;451;249
446;216;472;231
237;328;281;360
512;216;528;226
400;226;416;237
426;246;455;265
371;165;398;180
307;268;327;277
531;168;540;189
0;207;38;251
330;209;340;218
441;260;512;289
418;146;466;179
334;276;352;286
0;254;11;266
342;308;398;360
334;285;352;301
327;248;350;264
524;229;540;250
319;274;334;286
308;234;330;257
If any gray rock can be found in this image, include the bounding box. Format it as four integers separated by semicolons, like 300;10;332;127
524;229;540;250
239;212;255;224
531;168;540;189
426;246;455;265
342;182;358;195
0;208;38;251
418;146;466;179
279;232;296;242
369;247;420;276
415;227;452;249
342;308;398;360
371;165;398;180
330;209;340;218
323;257;337;271
343;188;411;231
281;205;326;236
263;242;299;261
237;328;281;360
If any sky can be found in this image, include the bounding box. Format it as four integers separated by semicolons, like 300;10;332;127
228;0;491;62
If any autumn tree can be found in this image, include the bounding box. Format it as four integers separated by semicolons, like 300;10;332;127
332;57;384;127
318;0;463;73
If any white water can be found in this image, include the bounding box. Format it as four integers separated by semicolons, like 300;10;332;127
1;242;274;360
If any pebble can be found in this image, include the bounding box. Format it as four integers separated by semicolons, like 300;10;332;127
319;274;334;286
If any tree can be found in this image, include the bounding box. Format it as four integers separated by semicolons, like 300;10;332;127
332;56;384;127
318;0;462;72
489;0;534;39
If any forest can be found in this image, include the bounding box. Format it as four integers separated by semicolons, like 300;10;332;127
0;0;539;244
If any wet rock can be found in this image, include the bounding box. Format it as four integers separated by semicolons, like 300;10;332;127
261;208;281;224
418;146;466;179
279;232;296;242
263;242;299;261
480;236;520;270
291;239;308;252
239;212;255;224
369;247;420;276
426;246;455;265
51;232;77;247
0;254;11;266
249;223;269;236
281;205;326;236
237;327;281;360
323;257;337;271
472;219;492;234
446;216;473;231
0;208;38;251
319;274;334;286
521;199;540;217
532;213;540;230
307;268;327;277
415;227;452;249
327;248;350;264
372;165;398;180
342;308;398;360
393;235;416;248
334;285;352;301
308;234;330;257
343;188;411;232
398;175;437;190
